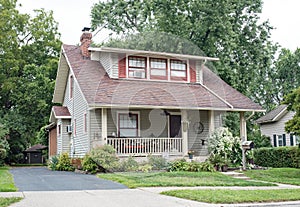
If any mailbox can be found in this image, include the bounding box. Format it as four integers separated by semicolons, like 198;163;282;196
242;141;254;150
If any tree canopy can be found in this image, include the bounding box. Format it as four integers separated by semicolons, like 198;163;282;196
283;87;300;135
0;0;61;162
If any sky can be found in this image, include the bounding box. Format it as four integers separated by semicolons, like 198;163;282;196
18;0;300;51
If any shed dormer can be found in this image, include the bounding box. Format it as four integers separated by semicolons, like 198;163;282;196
89;47;219;84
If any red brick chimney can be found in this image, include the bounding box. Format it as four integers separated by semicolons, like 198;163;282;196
80;27;92;58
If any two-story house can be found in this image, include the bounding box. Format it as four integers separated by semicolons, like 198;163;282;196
48;28;264;158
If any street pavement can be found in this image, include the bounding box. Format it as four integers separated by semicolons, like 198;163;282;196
2;167;300;207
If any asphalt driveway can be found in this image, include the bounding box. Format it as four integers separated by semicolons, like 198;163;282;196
10;167;127;191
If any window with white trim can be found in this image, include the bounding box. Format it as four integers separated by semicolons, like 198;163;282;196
118;113;138;137
150;58;167;79
128;56;146;79
170;60;187;80
69;75;74;99
277;135;283;146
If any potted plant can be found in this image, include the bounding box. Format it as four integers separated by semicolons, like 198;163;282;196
208;153;222;171
187;150;195;159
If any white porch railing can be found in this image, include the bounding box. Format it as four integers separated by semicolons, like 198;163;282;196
107;137;183;156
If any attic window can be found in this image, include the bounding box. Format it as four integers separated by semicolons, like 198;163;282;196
69;75;74;99
128;56;146;79
170;60;187;81
150;58;167;80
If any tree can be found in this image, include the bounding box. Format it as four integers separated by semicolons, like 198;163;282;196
283;87;300;135
0;0;61;163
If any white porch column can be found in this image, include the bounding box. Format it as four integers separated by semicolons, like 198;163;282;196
240;111;247;170
208;110;215;133
101;108;108;145
181;110;189;155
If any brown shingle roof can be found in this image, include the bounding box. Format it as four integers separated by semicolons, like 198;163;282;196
256;105;288;124
24;144;47;152
52;106;71;117
62;44;263;111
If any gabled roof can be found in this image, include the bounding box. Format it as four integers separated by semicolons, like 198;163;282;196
53;44;263;112
24;144;47;152
49;106;71;122
255;105;288;124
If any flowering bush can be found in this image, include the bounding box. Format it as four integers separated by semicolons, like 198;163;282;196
208;127;242;165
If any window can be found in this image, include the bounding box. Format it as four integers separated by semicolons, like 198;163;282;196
69;75;74;99
57;124;61;135
128;56;146;79
278;135;283;146
118;113;138;137
150;58;167;79
170;60;187;80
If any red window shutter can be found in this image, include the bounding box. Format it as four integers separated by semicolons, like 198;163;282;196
189;60;196;82
118;54;126;78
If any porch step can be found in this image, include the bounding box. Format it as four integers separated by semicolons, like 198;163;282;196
221;171;251;180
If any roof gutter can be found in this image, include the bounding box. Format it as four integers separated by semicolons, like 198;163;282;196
90;47;220;61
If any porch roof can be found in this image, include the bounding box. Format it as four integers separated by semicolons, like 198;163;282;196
49;106;71;122
55;44;264;112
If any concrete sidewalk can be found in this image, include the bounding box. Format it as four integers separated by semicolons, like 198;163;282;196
1;185;300;207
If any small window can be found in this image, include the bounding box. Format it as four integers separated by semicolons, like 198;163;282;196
150;58;167;79
118;113;138;137
58;124;61;135
69;75;74;99
170;60;187;81
128;56;146;79
278;135;283;146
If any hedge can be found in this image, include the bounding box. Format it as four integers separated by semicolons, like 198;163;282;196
253;146;300;168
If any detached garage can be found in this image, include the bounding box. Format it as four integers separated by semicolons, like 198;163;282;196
24;144;47;164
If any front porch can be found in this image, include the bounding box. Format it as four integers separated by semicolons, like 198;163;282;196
90;108;236;157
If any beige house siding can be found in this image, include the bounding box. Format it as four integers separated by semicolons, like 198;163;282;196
90;109;102;148
260;111;296;147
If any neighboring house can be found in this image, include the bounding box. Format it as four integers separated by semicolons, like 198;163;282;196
48;28;264;158
256;105;298;147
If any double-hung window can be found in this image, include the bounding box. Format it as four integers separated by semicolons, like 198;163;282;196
118;113;138;137
128;56;146;79
170;60;187;81
150;58;167;80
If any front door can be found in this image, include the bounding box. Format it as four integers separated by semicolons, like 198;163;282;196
169;115;182;138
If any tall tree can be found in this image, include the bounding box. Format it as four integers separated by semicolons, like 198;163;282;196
0;0;61;162
283;87;300;135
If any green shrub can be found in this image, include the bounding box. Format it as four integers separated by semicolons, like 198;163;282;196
147;155;168;170
48;155;59;171
119;156;139;172
254;146;300;168
167;159;189;172
82;155;98;174
56;153;75;171
89;145;119;172
138;164;153;172
168;159;215;172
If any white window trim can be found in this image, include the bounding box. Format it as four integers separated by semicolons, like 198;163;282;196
277;134;283;147
117;111;140;137
69;75;74;100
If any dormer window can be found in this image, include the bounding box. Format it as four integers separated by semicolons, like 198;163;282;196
150;58;167;80
128;56;146;79
170;60;187;81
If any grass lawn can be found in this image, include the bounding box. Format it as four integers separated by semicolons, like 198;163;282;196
0;197;22;207
162;189;300;204
244;168;300;186
98;171;276;188
0;167;17;192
